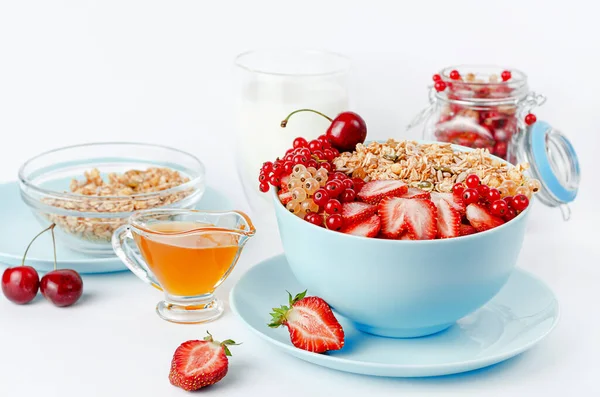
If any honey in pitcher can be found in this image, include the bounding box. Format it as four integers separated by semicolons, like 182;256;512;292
133;221;239;297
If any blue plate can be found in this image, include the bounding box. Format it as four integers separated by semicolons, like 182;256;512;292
230;254;559;377
0;181;233;274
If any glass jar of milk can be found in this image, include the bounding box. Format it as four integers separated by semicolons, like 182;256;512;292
234;49;350;214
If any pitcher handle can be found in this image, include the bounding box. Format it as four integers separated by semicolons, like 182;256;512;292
112;225;162;291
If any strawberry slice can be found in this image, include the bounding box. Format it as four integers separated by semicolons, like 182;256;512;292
278;191;293;205
431;191;466;215
169;332;238;391
269;291;344;353
341;214;380;237
399;232;415;240
459;224;477;236
341;201;377;225
357;180;408;204
280;175;290;191
378;197;438;240
434;197;461;239
466;203;505;232
400;187;431;200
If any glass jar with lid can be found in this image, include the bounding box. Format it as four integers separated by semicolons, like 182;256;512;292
409;65;581;220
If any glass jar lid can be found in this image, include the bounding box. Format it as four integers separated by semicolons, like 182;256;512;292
519;120;580;218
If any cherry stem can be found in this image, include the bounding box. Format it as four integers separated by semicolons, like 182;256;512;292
280;109;332;128
20;223;56;267
50;225;57;271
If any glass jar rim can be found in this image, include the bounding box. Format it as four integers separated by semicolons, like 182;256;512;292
234;49;351;77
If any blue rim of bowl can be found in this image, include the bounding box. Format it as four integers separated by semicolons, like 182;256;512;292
18;142;206;202
272;140;531;244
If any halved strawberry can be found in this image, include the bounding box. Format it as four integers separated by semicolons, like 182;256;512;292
434;197;461;239
459;224;477;236
341;201;377;225
378;197;438;240
278;191;293;205
357;180;408;204
340;214;380;237
431;191;466;215
466;203;505;232
269;291;344;353
399;232;415;240
400;187;431;200
169;332;238;391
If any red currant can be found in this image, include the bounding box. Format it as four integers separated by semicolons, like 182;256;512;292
320;162;333;172
269;174;281;186
326;214;343;231
512;194;529;211
330;148;339;158
292;154;308;166
486;188;501;202
449;70;460;80
342;179;354;189
324;199;342;215
325;181;344;197
313;188;330;207
308;140;324;152
477;184;490;199
312;150;324;160
332;172;347;180
271;162;283;176
299;148;311;157
293;137;308;148
286;148;294;156
462;188;480;205
323;148;335;161
452;182;466;195
504;207;517;221
524;113;537;126
317;134;330;145
283;161;294;175
340;189;356;203
262;161;273;174
432;74;442;82
304;213;323;227
306;159;318;169
284;154;294;162
504;196;514;209
434;81;447;92
490;199;508;216
258;173;267;183
501;70;512;82
465;174;480;188
259;182;270;192
351;178;365;192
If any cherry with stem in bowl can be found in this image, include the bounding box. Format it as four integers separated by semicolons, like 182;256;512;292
0;224;56;304
281;109;367;152
40;225;83;307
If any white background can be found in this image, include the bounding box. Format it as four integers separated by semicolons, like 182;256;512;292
0;1;598;396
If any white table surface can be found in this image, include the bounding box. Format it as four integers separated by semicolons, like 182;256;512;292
1;1;599;396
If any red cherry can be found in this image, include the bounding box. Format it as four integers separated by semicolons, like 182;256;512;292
351;178;365;192
283;161;294;175
293;137;308;148
512;194;529;211
320;162;333;172
465;174;480;188
304;213;323;227
504;207;517;221
432;74;442;82
486;188;501;202
342;179;354;189
340;189;356;203
490;199;508;217
308;140;324;153
449;70;460;80
332;172;347;180
261;161;273;174
324;199;342;215
259;182;270;192
323;148;336;161
452;182;466;195
477;184;490;199
524;113;537;126
434;81;447;92
326;214;343;231
501;70;512;81
269;174;281;186
462;188;480;205
313;188;330;207
40;269;83;307
1;266;39;304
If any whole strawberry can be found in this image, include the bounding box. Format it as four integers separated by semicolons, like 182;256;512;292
269;290;344;353
169;332;238;391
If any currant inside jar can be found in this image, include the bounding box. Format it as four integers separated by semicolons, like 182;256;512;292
418;65;537;161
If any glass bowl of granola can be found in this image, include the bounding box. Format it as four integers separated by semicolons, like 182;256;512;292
18;143;206;256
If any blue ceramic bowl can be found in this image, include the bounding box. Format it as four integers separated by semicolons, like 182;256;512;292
272;157;530;338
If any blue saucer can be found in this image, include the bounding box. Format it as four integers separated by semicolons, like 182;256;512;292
230;254;559;377
0;181;233;274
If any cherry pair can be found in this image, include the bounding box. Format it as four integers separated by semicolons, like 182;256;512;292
1;224;83;307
